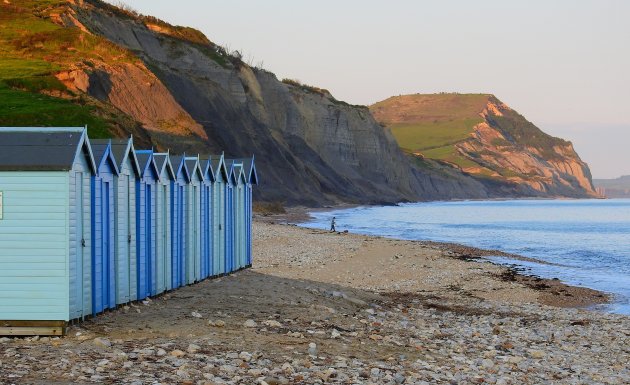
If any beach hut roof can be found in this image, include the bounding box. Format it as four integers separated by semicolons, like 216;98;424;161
211;154;229;182
184;156;204;181
135;150;160;179
225;159;247;184
152;152;176;180
0;127;96;172
198;155;216;182
89;141;120;175
228;156;258;184
169;154;191;182
93;137;141;177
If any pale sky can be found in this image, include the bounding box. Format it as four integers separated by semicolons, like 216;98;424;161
107;0;629;178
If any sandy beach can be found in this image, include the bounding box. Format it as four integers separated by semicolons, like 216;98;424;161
1;220;628;384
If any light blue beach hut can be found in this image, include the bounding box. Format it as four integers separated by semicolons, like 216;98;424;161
211;155;229;275
89;141;119;314
135;150;160;299
199;156;216;279
0;127;96;332
225;159;245;271
106;138;141;304
243;156;258;267
184;156;204;284
169;155;189;288
153;152;175;293
225;161;238;273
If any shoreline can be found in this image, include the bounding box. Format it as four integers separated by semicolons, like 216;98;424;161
256;206;611;312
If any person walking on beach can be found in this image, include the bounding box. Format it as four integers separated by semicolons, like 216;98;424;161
330;216;336;232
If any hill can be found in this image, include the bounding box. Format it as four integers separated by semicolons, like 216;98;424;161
593;176;630;198
371;94;596;197
0;1;596;204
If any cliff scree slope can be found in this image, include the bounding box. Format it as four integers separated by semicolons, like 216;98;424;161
0;1;596;204
371;94;597;197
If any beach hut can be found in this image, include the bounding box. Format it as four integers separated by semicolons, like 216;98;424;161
135;150;160;299
169;155;189;288
224;161;238;273
184;156;204;284
102;138;141;305
153;152;175;293
243;156;258;267
225;159;247;270
211;155;229;275
0;127;96;333
89;141;119;314
199;156;216;279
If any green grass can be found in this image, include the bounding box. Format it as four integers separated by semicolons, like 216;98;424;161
0;84;110;138
421;145;479;169
390;117;482;152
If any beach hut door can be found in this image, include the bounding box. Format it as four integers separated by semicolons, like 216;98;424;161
75;172;85;318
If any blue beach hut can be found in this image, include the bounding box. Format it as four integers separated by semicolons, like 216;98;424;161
225;161;238;274
0;127;96;332
135;150;160;299
89;141;120;314
243;156;258;267
169;155;189;288
211;155;229;275
106;138;141;304
199;156;216;279
235;162;248;270
153;152;175;293
184;156;204;284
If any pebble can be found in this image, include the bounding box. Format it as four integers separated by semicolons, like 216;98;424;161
170;349;186;357
243;319;257;328
92;337;111;348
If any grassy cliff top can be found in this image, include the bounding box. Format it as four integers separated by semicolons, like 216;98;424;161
370;93;569;168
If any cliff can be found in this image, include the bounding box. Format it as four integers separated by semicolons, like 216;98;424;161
0;1;596;204
371;94;597;197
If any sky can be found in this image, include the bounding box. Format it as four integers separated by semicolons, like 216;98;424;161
107;0;629;178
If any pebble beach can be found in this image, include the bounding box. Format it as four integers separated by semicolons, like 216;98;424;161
0;220;628;384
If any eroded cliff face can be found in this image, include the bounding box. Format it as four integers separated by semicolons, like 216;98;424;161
67;0;444;205
372;94;597;198
32;0;594;204
462;99;596;197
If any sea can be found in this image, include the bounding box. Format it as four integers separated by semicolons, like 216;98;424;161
300;199;630;315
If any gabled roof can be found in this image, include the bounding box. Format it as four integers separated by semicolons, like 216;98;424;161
135;150;160;180
225;158;246;185
184;156;204;181
198;155;216;183
211;154;229;182
0;127;96;172
89;140;120;175
93;137;141;177
152;152;176;180
227;156;258;185
169;154;190;182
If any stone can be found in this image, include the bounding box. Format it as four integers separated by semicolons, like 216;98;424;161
530;350;545;359
243;319;257;328
331;329;341;339
239;351;253;362
208;320;226;327
156;348;167;356
170;349;186;357
263;320;282;328
191;311;203;318
92;337;111;348
187;344;201;354
308;342;317;356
